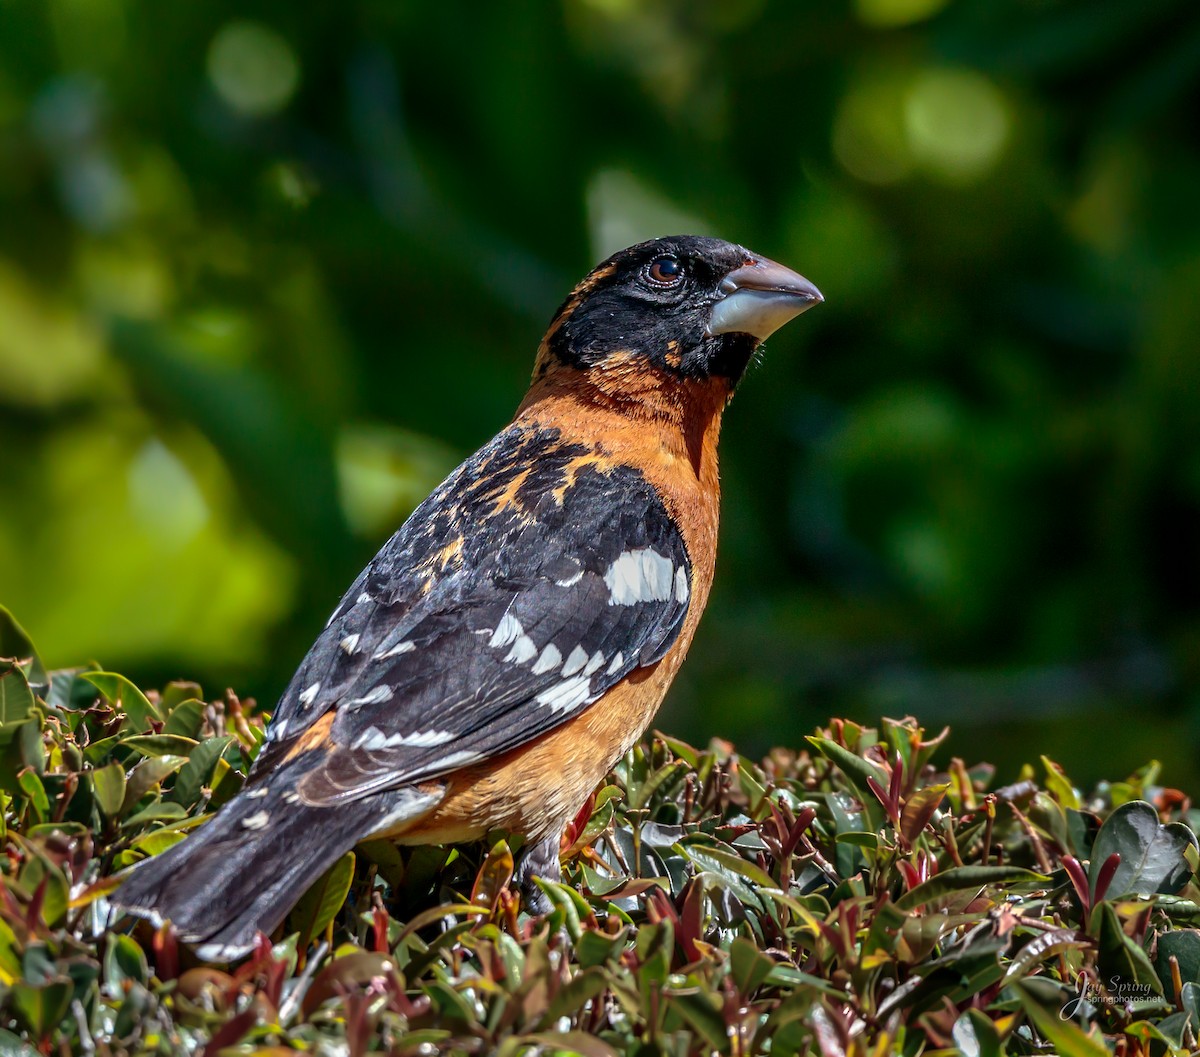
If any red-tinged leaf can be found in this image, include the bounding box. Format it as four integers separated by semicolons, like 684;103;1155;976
561;790;597;849
895;866;1049;911
523;1032;618;1057
471;839;514;916
199;1008;257;1055
152;923;179;982
372;904;391;953
810;1004;848;1057
302;953;402;1018
867;775;898;824
645;886;678;927
786;806;817;858
1092;852;1121;905
1002;927;1090;983
679;877;705;963
900;783;948;846
394;903;489;943
897;859;922;891
595;877;669;901
1061;854;1092;912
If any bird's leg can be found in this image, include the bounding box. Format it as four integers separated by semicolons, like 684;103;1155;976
514;835;561;914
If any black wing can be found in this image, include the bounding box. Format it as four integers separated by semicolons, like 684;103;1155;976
252;423;693;804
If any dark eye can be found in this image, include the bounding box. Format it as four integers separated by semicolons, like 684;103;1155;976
646;256;684;286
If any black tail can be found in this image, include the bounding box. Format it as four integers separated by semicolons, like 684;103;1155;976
113;781;441;960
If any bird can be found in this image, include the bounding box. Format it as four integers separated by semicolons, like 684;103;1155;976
113;235;822;960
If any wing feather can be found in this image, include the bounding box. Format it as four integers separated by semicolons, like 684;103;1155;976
252;424;692;804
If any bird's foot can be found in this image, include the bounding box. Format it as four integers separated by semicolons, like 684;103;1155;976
514;835;561;915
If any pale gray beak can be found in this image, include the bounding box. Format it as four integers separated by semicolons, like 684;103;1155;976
706;255;823;341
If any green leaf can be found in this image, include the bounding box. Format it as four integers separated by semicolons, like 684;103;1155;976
952;1008;1003;1057
92;761;127;817
44;668;96;712
629;758;689;812
896;865;1048;910
160;681;203;711
668;990;730;1053
1091;901;1162;994
79;672;160;730
121;756;188;812
172;735;233;806
120;801;188;830
680;841;776;888
1012;980;1114;1057
1155;928;1200;989
539;969;611;1026
163;699;205;738
0;663;34;743
8;979;72;1042
730;936;775;995
0;606;47;691
122;733;199;758
1042;755;1081;810
16;769;49;823
104;934;149;988
289;851;355;952
1003;926;1089;983
806;736;888;828
1090;800;1198;899
126;827;189;859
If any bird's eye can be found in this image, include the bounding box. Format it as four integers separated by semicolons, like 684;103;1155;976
646;257;684;287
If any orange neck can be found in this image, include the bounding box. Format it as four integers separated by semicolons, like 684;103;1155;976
513;357;730;591
516;356;730;480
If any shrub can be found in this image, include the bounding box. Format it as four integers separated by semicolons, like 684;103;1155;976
2;604;1200;1055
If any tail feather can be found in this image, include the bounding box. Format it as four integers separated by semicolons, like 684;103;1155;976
113;783;443;959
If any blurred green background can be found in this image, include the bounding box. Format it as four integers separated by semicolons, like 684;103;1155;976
2;0;1198;787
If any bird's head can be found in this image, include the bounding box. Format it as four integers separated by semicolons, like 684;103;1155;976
535;235;822;387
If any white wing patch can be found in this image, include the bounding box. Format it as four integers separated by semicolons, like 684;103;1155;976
675;566;690;603
605;549;674;605
488;613;523;649
374;640;415;660
354;726;456;750
299;682;321;706
535;674;593;713
489;612;539;665
504;634;538;665
339;633;361;655
346;685;395;707
532;642;562;675
241;810;270;831
562;645;589;677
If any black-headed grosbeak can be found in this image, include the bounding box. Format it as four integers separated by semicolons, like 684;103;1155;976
114;235;822;959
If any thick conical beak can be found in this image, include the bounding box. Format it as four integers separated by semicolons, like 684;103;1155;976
706;255;823;341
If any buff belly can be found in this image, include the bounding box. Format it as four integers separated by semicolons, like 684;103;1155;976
380;657;682;846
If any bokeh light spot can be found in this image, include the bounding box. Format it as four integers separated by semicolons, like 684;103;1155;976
128;438;209;546
207;21;300;118
832;78;913;185
854;0;950;29
903;69;1009;182
586;169;711;261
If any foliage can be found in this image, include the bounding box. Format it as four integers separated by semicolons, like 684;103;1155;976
4;611;1200;1053
2;0;1199;789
